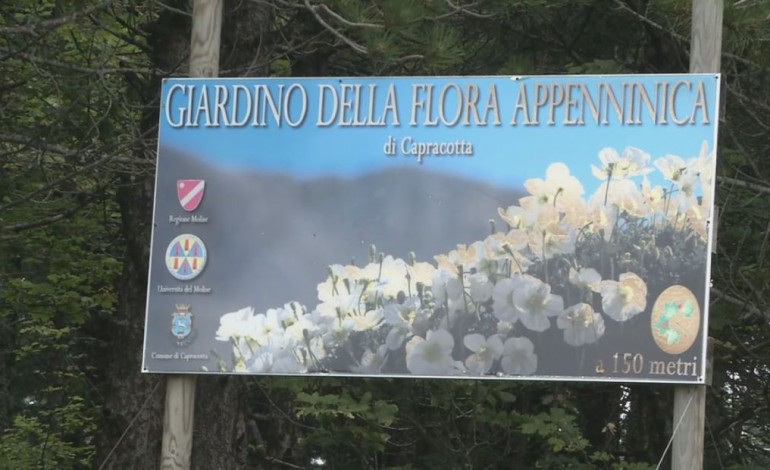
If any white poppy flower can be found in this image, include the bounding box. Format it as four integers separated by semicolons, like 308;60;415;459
283;311;315;342
513;276;564;332
686;202;710;241
498;205;535;230
591;178;645;216
501;337;537;375
463;334;504;374
469;272;494;303
599;272;648;321
593;147;652;180
654;153;691;184
316;284;365;318
246;333;305;374
351;345;389;374
362;255;409;300
557;303;605;346
342;309;383;332
432;269;464;311
247;308;285;346
216;306;255;341
568;267;601;292
406;329;456;375
407;261;436;292
523;162;585;211
528;222;576;260
382;297;421;350
492;277;521;323
641;177;666;214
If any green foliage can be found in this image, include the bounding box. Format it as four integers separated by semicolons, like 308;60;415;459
0;398;97;469
295;388;397;452
520;407;589;453
251;378;653;468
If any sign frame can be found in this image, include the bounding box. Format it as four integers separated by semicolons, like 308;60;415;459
142;74;720;384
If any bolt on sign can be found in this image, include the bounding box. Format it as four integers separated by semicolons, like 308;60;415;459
142;75;720;384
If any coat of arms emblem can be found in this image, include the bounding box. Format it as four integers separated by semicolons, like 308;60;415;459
177;179;205;212
171;304;193;340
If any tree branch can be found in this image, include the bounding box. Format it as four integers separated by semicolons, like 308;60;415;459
0;132;155;214
612;0;760;69
315;4;382;29
303;0;368;54
0;0;115;36
710;286;765;320
717;175;770;196
0;192;98;235
0;49;158;76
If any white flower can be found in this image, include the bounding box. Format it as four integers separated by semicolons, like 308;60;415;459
446;243;483;271
406;329;456;375
692;141;714;207
316;284;365;318
484;231;532;274
317;275;343;304
244;332;307;374
599;272;648;321
305;308;337;336
513;276;564;332
362;255;409;300
568;267;601;292
522;162;585;212
383;297;424;350
432;269;464;312
329;263;362;281
501;337;537;375
654;154;689;183
342;309;383;332
216;306;255;341
641;177;666;214
591;178;645;216
498;205;535;230
351;345;388;374
468;272;494;303
463;334;504;374
496;321;515;335
406;261;436;293
685;201;710;241
587;203;618;241
247;308;285;346
528;222;576;260
559;196;590;230
284;312;315;342
314;310;356;349
492;277;521;323
557;303;605;346
592;147;652;180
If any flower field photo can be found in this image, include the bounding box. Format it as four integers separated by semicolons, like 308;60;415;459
214;142;714;380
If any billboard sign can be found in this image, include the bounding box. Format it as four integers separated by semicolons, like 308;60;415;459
142;74;720;383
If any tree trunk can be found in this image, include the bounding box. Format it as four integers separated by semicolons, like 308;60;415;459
95;2;272;467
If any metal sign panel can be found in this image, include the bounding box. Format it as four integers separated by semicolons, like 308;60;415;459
142;75;720;383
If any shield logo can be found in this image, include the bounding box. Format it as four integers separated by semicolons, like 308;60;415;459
165;234;207;281
171;304;193;340
177;179;205;212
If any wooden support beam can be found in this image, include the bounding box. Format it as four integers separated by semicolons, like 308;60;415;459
671;1;722;469
160;376;197;469
160;1;223;469
689;0;723;75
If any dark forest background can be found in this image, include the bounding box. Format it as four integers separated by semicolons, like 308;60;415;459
2;1;770;468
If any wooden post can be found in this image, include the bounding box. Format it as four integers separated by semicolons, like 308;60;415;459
672;1;722;469
689;0;723;75
160;1;222;469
